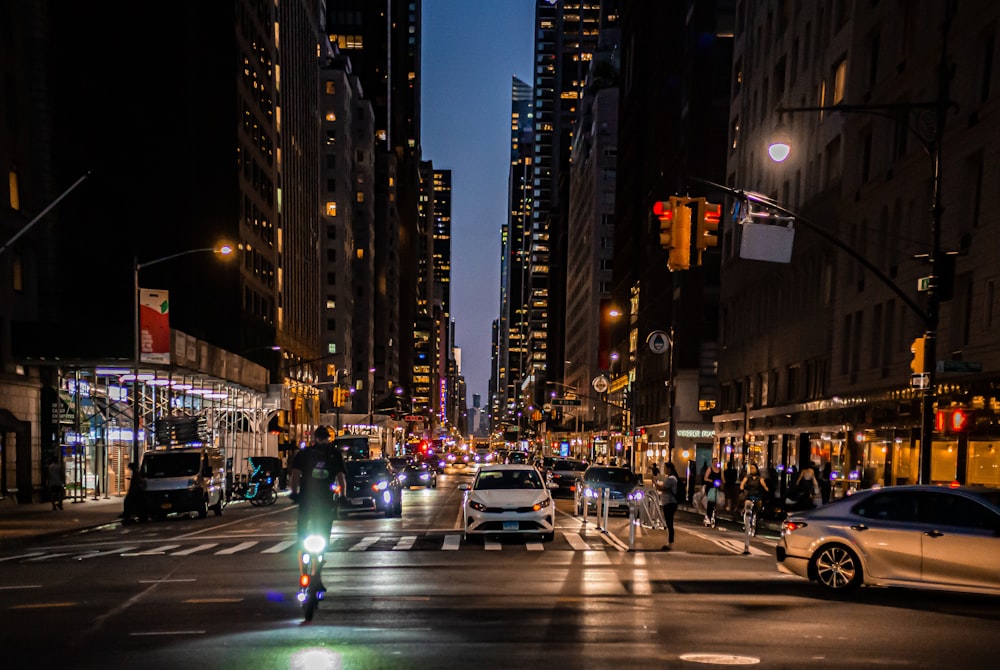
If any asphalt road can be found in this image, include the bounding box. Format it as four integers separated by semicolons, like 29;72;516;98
2;476;998;669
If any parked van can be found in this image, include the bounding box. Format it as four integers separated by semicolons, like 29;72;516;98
139;446;225;520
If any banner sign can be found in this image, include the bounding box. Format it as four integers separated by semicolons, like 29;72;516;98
139;288;171;364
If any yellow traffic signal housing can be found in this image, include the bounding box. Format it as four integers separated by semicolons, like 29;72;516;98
667;198;692;271
910;336;926;375
653;200;676;249
695;198;722;264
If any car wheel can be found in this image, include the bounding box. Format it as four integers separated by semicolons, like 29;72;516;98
812;544;862;591
197;497;208;519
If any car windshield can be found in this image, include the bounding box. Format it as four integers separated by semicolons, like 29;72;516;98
553;460;588;472
586;467;635;484
141;452;201;478
389;458;409;469
475;469;543;490
346;460;389;477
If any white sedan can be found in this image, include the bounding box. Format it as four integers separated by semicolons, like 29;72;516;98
459;464;556;542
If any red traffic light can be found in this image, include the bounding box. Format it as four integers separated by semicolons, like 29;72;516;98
652;201;673;220
935;408;973;433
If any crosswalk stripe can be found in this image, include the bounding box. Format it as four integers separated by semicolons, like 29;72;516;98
564;533;590;551
441;534;461;550
0;552;44;562
123;545;181;556
393;536;417;551
349;536;381;551
262;540;296;554
75;546;138;560
215;541;257;555
525;541;544;551
483;538;501;551
172;543;219;556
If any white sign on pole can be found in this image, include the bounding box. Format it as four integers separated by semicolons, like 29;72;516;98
739;222;795;263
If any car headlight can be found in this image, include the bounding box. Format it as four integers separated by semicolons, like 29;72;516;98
469;500;488;512
398;473;408;481
532;498;551;511
419;473;430;480
373;481;389;491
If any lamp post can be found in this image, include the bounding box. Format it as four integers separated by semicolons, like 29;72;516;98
132;245;233;464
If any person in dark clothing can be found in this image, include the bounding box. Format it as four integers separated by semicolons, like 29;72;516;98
47;457;65;510
703;461;723;524
819;462;832;504
655;462;680;550
289;426;347;594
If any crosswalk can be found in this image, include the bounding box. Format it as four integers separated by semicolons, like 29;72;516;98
0;531;628;562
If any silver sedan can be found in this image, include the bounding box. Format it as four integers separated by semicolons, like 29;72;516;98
776;485;1000;595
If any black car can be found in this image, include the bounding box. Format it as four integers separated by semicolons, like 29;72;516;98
339;458;402;518
397;458;438;489
575;466;640;515
546;458;589;498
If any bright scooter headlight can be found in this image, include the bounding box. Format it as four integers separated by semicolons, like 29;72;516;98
303;534;327;554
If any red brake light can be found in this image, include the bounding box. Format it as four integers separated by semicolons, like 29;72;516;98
300;574;310;588
782;520;808;533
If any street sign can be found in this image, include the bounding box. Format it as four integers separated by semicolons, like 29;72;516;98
646;330;670;354
917;276;934;292
551;397;582;406
404;415;424;422
937;360;982;373
911;373;929;389
592;375;609;393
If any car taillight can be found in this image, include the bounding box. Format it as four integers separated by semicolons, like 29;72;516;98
782;520;808;533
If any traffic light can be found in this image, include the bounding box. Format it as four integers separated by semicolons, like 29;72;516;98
653;200;676;248
332;387;346;407
653;197;692;271
935;408;973;433
694;198;722;264
910;336;926;375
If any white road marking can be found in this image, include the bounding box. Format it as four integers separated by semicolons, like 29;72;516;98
262;540;296;554
0;584;42;590
525;541;544;551
129;630;206;637
74;546;138;560
483;538;501;551
214;541;258;555
171;543;219;556
0;552;45;562
564;533;591;551
393;536;417;551
441;535;461;550
24;553;75;562
123;545;181;556
349;536;381;551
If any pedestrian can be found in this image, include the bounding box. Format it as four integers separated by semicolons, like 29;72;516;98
47;456;66;510
795;463;819;509
650;461;660;479
703;460;723;525
819;462;832;504
121;462;144;522
655;462;680;550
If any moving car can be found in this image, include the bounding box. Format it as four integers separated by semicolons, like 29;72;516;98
575;465;639;516
777;485;1000;594
393;457;438;489
459;464;556;541
339;458;402;518
546;458;589;498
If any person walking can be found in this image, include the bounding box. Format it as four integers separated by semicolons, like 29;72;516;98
47;456;66;510
703;460;723;525
655;462;680;550
819;462;832;504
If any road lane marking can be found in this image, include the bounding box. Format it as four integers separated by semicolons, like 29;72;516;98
172;543;219;556
182;598;243;604
441;535;461;550
129;630;206;636
564;533;590;551
24;553;75;562
0;584;42;591
138;579;196;583
75;546;138;560
123;545;181;556
11;602;77;609
349;536;381;551
262;540;296;554
392;536;417;550
215;541;258;555
0;552;45;562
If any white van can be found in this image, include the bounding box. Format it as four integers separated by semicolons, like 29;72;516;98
139;446;225;520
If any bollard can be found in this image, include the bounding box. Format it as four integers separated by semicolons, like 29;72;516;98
601;487;611;531
628;494;637;550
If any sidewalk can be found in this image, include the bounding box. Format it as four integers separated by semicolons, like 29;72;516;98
0;493;125;549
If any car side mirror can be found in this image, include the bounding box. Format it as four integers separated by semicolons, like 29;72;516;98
458;483;471;491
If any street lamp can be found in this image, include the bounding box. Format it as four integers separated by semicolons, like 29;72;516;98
132;245;233;464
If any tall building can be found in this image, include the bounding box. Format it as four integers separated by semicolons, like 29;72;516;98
718;1;1000;493
327;1;422;417
496;75;534;432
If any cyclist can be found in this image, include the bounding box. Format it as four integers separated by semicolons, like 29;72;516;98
739;462;769;537
289;426;347;594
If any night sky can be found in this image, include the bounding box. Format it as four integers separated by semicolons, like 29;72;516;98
422;0;535;405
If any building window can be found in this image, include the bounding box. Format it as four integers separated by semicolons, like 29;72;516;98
328;342;337;354
832;58;848;104
326;201;337;216
8;168;20;210
356;191;364;203
12;253;23;292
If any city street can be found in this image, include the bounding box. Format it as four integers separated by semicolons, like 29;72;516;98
2;476;998;668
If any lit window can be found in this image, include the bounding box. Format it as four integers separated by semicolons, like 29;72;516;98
326;202;337;216
325;111;336;122
833;59;848;104
325;81;335;95
8;169;19;210
328;343;337;354
356;191;364;203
